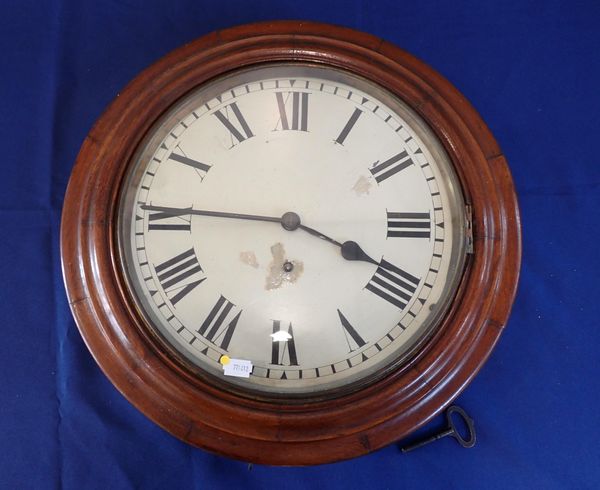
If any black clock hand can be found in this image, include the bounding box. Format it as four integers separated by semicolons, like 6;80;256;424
339;240;379;266
140;205;378;265
141;204;282;225
274;212;377;265
293;218;378;266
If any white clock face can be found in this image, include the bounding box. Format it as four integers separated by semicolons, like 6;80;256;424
119;64;466;397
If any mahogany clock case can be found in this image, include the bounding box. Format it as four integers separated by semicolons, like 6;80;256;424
61;21;521;465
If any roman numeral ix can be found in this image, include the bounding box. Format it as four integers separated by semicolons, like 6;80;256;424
387;211;431;239
154;248;205;305
146;206;192;232
365;259;420;310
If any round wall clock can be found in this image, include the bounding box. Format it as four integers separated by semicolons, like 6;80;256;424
61;21;520;465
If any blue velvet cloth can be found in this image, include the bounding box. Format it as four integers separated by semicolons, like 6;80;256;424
1;1;598;488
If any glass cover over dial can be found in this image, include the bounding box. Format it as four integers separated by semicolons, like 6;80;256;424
118;64;467;398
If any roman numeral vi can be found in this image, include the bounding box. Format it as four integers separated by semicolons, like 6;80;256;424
271;320;298;366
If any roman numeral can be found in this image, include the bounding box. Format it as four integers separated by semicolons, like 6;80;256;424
167;149;211;178
337;309;366;352
365;259;420;310
197;295;241;351
213;102;253;146
275;91;309;131
335;107;363;145
147;206;192;232
271;320;298;366
369;150;413;183
154;248;205;305
387;211;431;238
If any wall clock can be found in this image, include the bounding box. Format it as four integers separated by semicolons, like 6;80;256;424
61;21;521;465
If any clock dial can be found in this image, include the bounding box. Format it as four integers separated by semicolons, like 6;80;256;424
118;64;467;396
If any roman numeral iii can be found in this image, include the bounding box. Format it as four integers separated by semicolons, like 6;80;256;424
197;295;242;351
387;211;431;238
275;91;309;131
365;259;420;310
154;248;205;305
213;102;254;146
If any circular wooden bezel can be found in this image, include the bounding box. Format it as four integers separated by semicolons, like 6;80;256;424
60;21;521;465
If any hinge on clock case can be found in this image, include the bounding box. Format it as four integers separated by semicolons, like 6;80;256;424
465;204;474;254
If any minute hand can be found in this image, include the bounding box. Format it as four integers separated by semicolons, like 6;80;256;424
140;204;281;225
140;205;378;265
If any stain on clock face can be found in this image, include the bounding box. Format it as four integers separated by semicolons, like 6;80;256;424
118;64;467;396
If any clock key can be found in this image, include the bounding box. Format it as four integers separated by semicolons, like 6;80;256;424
400;405;476;453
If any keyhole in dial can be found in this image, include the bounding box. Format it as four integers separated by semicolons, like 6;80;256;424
283;261;294;273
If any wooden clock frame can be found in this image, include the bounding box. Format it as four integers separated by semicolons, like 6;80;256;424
61;21;521;465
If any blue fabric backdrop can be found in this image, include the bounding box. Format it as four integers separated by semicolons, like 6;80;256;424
1;1;598;488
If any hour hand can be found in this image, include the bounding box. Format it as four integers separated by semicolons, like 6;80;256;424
280;213;378;266
341;241;379;266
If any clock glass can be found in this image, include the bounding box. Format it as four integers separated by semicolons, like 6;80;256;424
118;63;467;398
